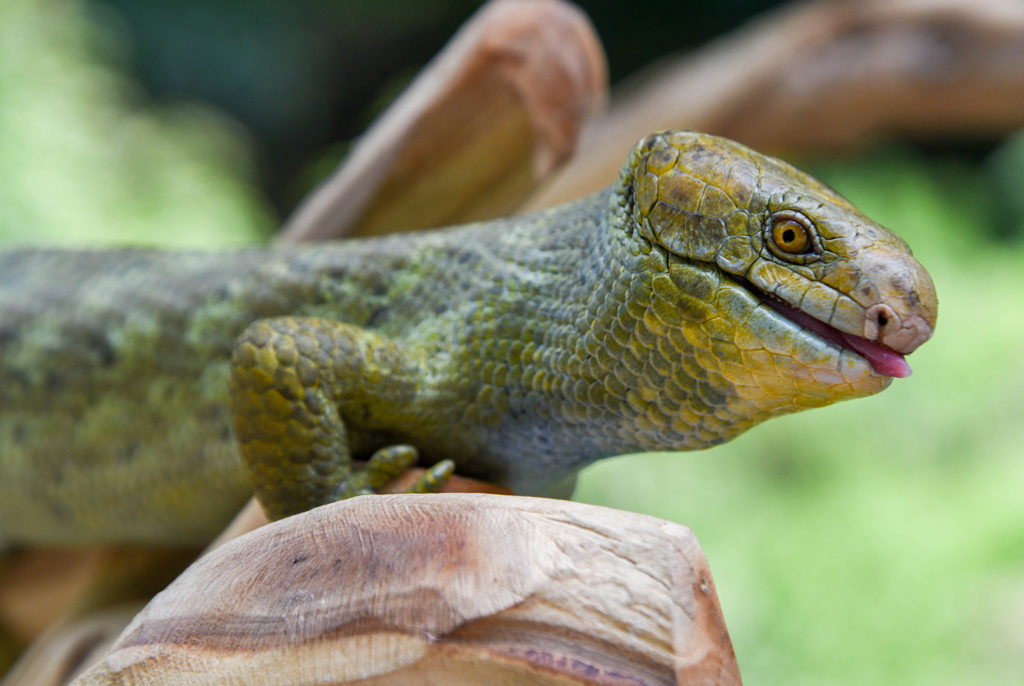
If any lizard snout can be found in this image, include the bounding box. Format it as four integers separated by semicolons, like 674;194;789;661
855;238;938;356
862;303;933;355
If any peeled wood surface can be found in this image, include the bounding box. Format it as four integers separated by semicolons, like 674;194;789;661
73;495;741;685
281;0;606;242
206;468;513;552
527;0;1024;209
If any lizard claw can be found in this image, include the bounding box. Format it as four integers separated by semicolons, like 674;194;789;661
343;445;453;497
408;459;455;494
346;444;419;496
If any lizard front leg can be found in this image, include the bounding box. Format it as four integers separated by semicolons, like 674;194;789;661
229;317;452;520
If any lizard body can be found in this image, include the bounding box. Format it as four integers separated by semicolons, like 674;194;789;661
0;132;936;546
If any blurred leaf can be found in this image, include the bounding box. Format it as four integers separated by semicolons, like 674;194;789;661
985;129;1024;242
0;0;273;247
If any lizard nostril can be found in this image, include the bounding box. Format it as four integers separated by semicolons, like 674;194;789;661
863;303;898;342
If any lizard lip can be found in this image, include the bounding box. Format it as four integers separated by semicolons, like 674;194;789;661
758;292;912;378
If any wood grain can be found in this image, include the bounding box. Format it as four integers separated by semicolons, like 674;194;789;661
72;495;741;685
205;469;513;552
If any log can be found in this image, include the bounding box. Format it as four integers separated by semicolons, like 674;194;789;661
72;495;741;685
526;0;1024;209
280;0;606;242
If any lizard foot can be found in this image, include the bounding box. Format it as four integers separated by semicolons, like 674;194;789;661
344;445;454;498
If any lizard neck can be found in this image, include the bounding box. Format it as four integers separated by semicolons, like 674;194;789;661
544;190;751;459
445;187;754;490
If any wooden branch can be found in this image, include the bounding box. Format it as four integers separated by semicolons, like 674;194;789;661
0;549;112;645
280;0;606;242
72;495;741;685
0;548;194;647
527;0;1024;209
1;606;141;686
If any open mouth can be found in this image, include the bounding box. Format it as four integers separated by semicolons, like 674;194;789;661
758;291;912;378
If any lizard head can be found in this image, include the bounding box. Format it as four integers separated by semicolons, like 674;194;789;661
614;130;937;439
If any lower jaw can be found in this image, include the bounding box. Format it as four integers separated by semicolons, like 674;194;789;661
730;354;891;418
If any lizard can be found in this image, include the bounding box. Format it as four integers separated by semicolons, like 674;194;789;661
0;131;937;547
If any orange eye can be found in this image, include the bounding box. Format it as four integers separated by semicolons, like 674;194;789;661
771;217;810;254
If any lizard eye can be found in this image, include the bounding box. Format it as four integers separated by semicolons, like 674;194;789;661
771;216;810;253
765;211;819;262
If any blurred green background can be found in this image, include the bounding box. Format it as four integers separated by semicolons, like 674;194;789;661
1;0;1022;683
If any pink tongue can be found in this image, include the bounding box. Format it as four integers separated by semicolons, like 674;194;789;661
836;331;912;378
766;298;912;378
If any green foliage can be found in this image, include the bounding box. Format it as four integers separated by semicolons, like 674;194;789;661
0;0;273;248
577;144;1024;685
986;130;1024;242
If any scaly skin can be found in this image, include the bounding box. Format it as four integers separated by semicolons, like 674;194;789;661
0;131;937;545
